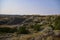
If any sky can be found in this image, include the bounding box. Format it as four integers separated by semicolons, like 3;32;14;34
0;0;60;15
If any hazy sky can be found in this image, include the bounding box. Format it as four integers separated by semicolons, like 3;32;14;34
0;0;60;15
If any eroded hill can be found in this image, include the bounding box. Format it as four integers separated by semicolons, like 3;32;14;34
0;15;60;40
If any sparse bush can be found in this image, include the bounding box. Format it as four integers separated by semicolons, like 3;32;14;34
48;24;54;30
54;16;60;30
18;26;30;34
0;27;17;33
31;24;42;31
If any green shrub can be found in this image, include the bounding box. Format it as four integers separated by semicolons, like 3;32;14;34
31;24;41;31
54;16;60;30
48;24;54;30
17;26;30;34
0;27;17;33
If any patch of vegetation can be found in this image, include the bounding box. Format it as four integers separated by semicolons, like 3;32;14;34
0;27;17;33
31;24;42;31
17;26;30;34
48;24;54;30
54;16;60;30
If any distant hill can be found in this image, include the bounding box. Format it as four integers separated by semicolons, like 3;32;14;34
0;15;60;26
